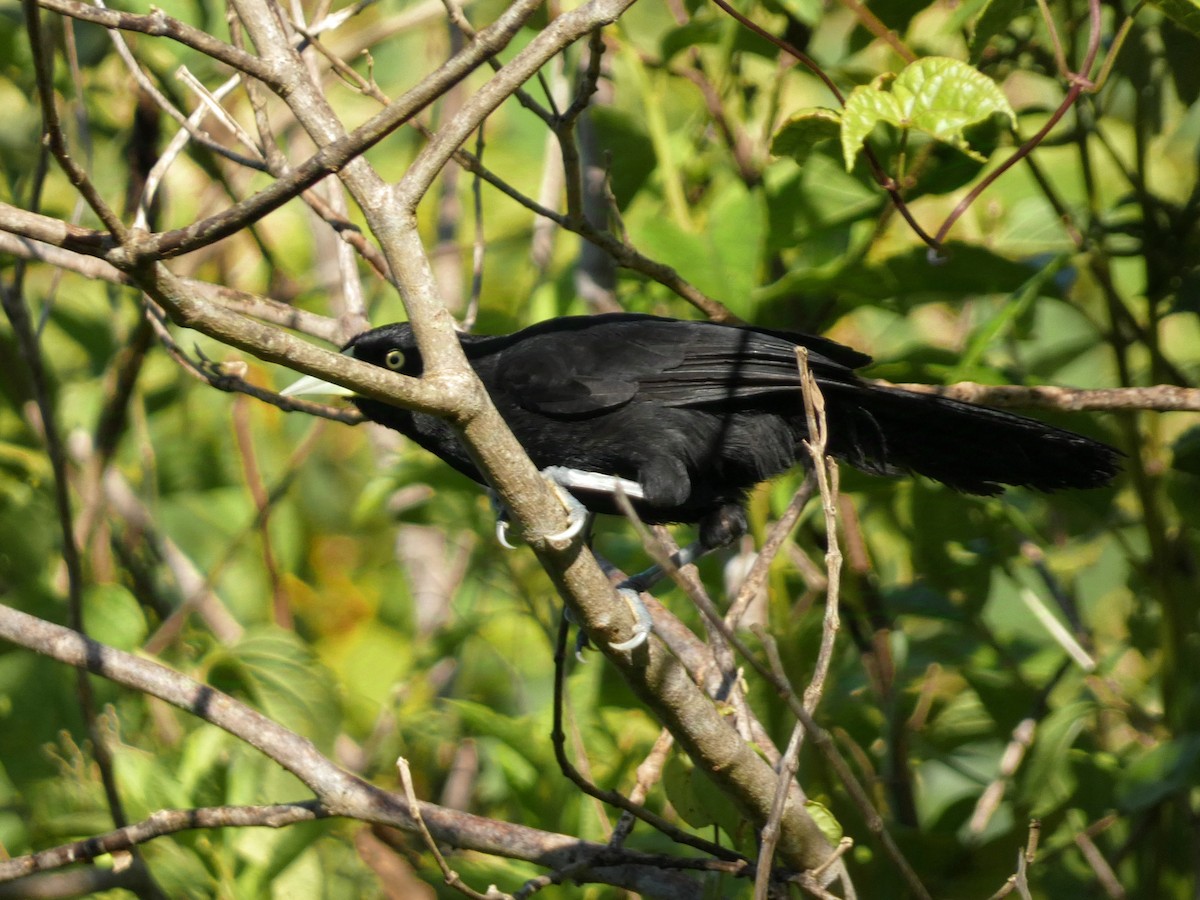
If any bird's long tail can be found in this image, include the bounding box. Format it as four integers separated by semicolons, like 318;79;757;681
818;382;1122;495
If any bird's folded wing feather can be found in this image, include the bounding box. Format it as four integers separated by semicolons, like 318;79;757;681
498;320;864;416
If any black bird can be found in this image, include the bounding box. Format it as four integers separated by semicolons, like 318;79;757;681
285;313;1121;644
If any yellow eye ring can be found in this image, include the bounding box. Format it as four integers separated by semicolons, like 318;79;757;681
385;349;405;370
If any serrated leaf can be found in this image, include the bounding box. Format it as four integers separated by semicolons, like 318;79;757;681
841;76;905;170
1153;0;1200;37
840;58;1015;169
206;628;342;751
771;108;842;164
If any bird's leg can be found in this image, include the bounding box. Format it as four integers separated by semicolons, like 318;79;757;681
488;467;608;547
619;540;707;594
540;467;645;500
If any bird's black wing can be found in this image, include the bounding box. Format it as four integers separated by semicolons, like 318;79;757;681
626;320;865;408
494;315;864;417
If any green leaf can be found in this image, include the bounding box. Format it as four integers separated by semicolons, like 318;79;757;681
771;108;842;164
84;584;148;651
205;628;342;751
633;180;765;317
660;18;722;61
1021;701;1095;816
763;0;823;25
805;800;843;844
662;753;743;839
1153;0;1200;38
1171;426;1200;476
1117;734;1200;812
970;0;1034;60
840;57;1015;169
842;76;906;171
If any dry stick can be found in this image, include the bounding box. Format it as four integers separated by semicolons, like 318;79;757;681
968;718;1036;838
38;0;276;83
882;381;1200;413
756;350;846;898
0;232;345;346
89;0;547;265
94;0;265;173
1073;830;1125;900
397;758;508;900
611;503;930;898
796;351;843;720
987;821;1042;900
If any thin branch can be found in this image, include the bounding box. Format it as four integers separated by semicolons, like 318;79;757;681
881;381;1200;412
39;0;278;84
0;803;329;881
25;0;127;238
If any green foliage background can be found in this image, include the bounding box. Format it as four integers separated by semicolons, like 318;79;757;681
1;0;1199;895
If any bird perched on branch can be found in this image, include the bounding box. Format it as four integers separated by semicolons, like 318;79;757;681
285;313;1121;648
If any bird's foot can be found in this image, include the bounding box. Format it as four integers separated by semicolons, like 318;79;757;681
607;585;654;651
566;584;653;656
539;468;591;542
488;469;606;547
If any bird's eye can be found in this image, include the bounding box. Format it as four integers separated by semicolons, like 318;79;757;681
385;349;405;370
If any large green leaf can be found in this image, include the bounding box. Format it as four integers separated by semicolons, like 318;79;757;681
205;628;343;752
841;57;1016;169
1153;0;1200;37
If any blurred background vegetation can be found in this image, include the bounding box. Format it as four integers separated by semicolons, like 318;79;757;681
1;0;1199;895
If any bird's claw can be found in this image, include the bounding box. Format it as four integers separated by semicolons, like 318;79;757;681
540;467;591;543
488;490;518;550
495;517;517;550
607;586;653;651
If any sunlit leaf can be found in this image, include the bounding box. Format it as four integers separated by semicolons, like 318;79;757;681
841;57;1015;169
771;108;842;165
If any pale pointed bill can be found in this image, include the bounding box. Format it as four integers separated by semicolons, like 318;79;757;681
280;372;357;398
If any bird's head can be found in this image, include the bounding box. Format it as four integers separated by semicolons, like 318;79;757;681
280;322;422;398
